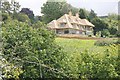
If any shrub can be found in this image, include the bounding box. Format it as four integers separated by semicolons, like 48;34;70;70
79;48;119;79
116;31;120;37
94;39;116;46
2;20;68;79
101;29;110;37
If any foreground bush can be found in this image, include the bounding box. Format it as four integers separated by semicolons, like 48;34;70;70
2;20;68;79
79;46;119;79
1;20;120;79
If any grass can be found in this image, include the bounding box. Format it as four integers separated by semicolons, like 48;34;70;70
55;38;116;54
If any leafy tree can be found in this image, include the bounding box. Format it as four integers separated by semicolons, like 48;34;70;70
63;3;79;15
11;0;20;13
79;8;88;19
1;0;20;14
20;8;34;23
15;13;30;22
41;0;66;23
1;13;10;21
108;13;118;20
11;0;21;19
89;9;97;20
34;16;42;22
91;18;108;35
41;0;79;23
1;0;11;14
108;27;117;35
101;29;110;37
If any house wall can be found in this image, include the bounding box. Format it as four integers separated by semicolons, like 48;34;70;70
56;29;86;35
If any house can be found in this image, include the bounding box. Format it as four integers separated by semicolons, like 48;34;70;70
47;12;95;35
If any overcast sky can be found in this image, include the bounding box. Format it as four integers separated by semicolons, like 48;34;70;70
8;0;119;16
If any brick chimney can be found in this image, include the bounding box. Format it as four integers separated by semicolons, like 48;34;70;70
76;13;79;18
69;11;72;16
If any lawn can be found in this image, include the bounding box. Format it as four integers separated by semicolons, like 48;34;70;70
55;38;116;54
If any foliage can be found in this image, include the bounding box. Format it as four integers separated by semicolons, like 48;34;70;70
34;16;42;22
101;18;118;36
32;21;46;28
11;0;21;13
91;18;108;35
89;9;97;21
15;13;30;22
41;0;79;23
1;13;10;21
20;8;35;23
108;27;117;35
94;39;117;46
1;0;20;14
79;47;119;79
1;0;11;14
116;31;120;37
56;38;119;79
79;8;88;19
0;58;23;79
101;29;110;37
2;20;69;79
108;13;119;20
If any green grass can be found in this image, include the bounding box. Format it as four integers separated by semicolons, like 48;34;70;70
55;38;114;54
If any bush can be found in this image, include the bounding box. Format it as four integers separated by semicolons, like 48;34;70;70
94;39;116;46
2;20;120;79
101;29;110;37
2;20;68;79
79;47;119;79
116;31;120;37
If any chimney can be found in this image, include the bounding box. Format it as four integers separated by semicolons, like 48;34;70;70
76;13;79;18
69;11;72;16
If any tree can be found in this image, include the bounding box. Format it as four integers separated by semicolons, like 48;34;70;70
34;16;42;22
41;0;79;23
101;29;110;37
20;8;34;23
91;18;108;35
41;0;66;23
11;0;21;19
16;13;30;22
11;0;20;13
2;13;10;21
1;0;20;14
79;8;88;19
89;9;97;20
108;27;117;35
1;0;11;14
108;13;118;20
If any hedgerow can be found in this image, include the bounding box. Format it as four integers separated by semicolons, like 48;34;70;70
1;20;120;79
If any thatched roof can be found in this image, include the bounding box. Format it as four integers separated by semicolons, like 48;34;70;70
47;12;95;30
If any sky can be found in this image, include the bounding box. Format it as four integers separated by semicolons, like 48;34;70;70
8;0;119;16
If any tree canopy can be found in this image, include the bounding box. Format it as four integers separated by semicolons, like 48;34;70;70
79;8;88;19
41;0;79;23
20;8;35;23
89;9;97;21
91;18;108;35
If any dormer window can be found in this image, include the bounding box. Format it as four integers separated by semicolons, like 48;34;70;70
60;23;66;27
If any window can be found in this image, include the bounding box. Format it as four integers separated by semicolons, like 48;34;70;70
60;23;66;27
64;30;69;34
